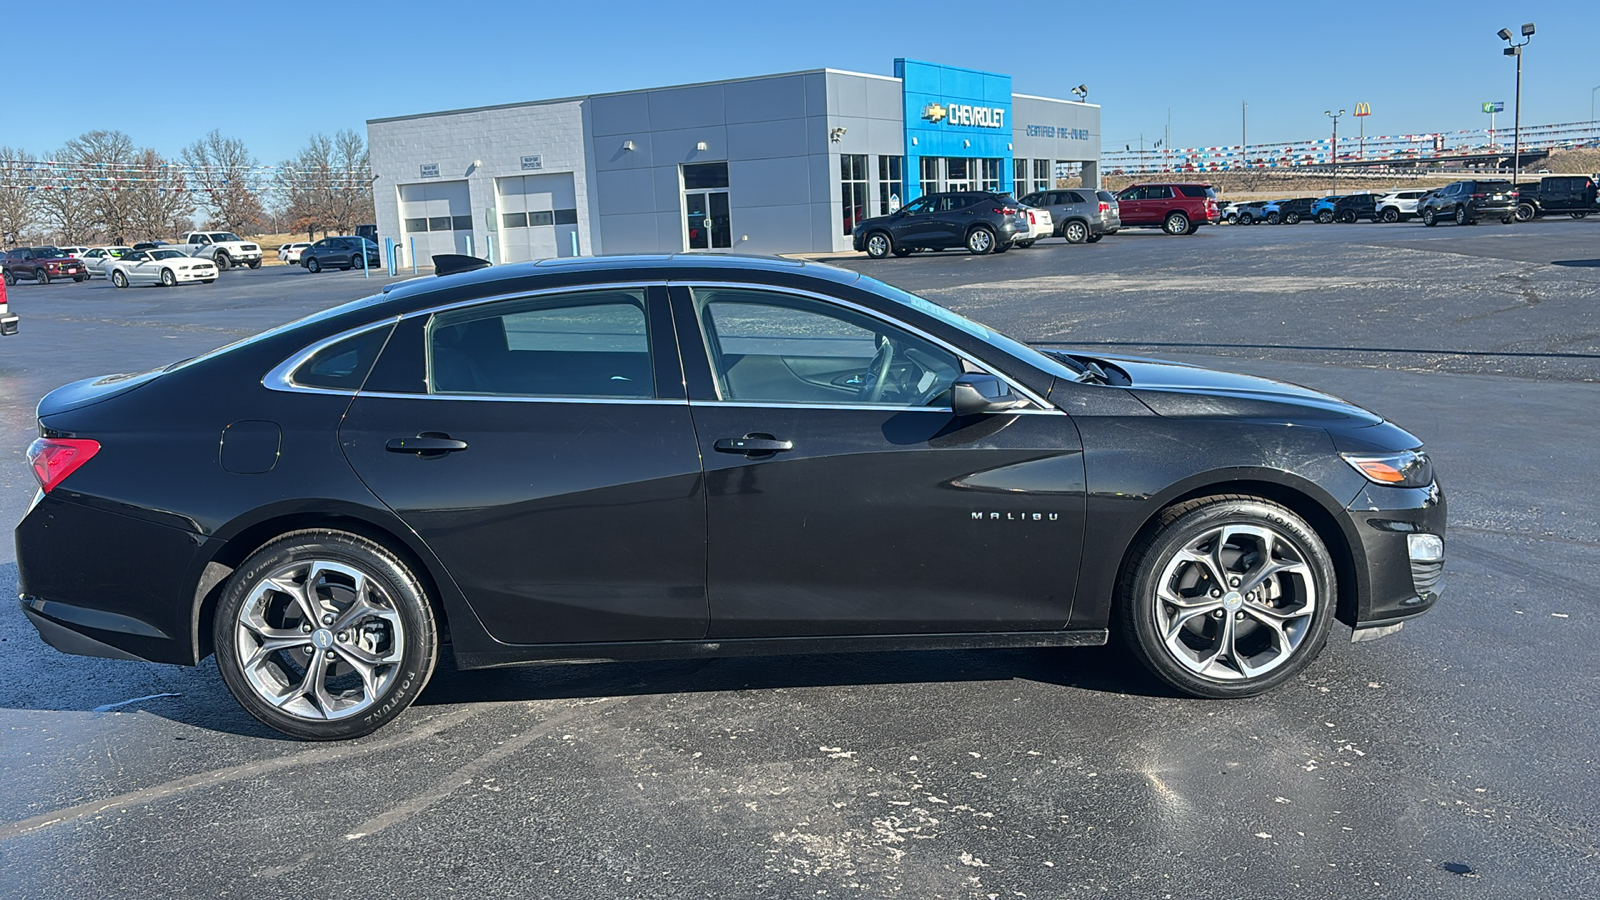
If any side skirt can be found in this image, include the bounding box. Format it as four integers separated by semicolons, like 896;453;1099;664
453;629;1110;671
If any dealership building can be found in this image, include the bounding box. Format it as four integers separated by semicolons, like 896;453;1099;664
367;59;1100;264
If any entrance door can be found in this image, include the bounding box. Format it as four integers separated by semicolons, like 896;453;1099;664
685;191;731;250
945;158;972;193
670;284;1085;639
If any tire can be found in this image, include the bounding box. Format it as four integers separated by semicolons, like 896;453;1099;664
349;255;363;270
1454;206;1470;226
1225;213;1237;224
1063;220;1089;244
1085;233;1103;243
1381;208;1399;223
1284;212;1301;225
1572;212;1590;219
1;269;13;287
1423;210;1437;226
965;227;995;255
1266;212;1280;225
891;247;915;257
306;257;322;273
1501;216;1514;225
248;259;262;269
1163;212;1190;235
1116;496;1337;699
1515;203;1536;222
213;253;231;272
111;270;128;289
202;278;216;283
73;274;86;283
864;231;892;259
160;268;176;287
35;268;50;285
212;530;439;741
1014;240;1035;249
1239;213;1254;226
993;244;1010;253
1316;210;1333;224
1185;223;1201;235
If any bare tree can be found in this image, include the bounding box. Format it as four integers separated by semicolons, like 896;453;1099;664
62;130;140;244
0;146;38;245
34;145;99;243
280;129;374;239
126;148;196;240
181;130;265;234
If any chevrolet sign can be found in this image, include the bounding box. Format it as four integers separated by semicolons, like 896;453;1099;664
923;103;1006;129
922;103;947;123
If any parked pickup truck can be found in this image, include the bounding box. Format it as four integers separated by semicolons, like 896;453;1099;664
1514;175;1597;221
1;274;17;336
178;231;264;270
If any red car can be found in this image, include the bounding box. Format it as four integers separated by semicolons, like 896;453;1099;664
1113;183;1221;235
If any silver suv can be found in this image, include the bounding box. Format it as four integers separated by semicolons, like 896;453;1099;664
1019;188;1121;244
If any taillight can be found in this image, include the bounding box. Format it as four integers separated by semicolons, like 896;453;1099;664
1098;202;1110;213
1028;211;1037;224
1471;193;1486;199
994;206;1017;215
26;438;100;493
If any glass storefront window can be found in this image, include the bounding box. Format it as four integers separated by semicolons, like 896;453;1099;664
1014;158;1028;196
877;156;903;215
683;162;730;191
921;157;941;194
1035;159;1052;191
979;159;1001;192
840;154;868;236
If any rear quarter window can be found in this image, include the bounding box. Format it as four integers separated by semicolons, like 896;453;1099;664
291;326;392;390
1174;185;1215;199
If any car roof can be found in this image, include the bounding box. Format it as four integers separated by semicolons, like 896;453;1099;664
381;253;861;303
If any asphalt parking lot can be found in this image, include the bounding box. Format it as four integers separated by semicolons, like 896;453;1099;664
2;219;1598;898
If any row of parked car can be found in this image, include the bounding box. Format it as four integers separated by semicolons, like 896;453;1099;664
1222;175;1598;228
1;233;383;288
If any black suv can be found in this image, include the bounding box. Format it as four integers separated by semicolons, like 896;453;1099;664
1332;194;1380;223
1418;180;1517;226
853;191;1027;257
2;247;88;285
1276;198;1316;224
1514;175;1597;221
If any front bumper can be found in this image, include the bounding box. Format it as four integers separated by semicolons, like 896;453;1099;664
174;268;217;282
1344;479;1447;633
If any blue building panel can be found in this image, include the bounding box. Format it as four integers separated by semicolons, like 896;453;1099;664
895;59;1014;201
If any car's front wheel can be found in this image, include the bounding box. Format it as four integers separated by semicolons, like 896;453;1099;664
111;270;128;288
35;268;50;285
1266;212;1280;225
965;227;995;254
213;531;440;741
1284;212;1301;225
248;259;262;269
1423;210;1438;226
214;254;231;272
1163;212;1190;235
1316;210;1333;224
1118;496;1336;698
1381;208;1400;223
306;257;322;273
864;232;893;259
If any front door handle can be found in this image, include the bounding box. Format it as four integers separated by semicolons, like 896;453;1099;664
386;433;469;455
714;435;793;455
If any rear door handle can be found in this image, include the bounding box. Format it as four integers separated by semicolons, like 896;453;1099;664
714;435;793;455
386;434;469;455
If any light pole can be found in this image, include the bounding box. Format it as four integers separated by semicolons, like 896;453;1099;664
1591;84;1599;134
1071;84;1088;104
1498;23;1534;188
1324;109;1344;195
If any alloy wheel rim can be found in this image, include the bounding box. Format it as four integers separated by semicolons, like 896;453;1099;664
971;231;991;252
1152;523;1316;681
234;559;405;720
1068;223;1085;241
868;235;887;255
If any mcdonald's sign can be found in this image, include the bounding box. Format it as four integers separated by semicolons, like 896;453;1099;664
1353;103;1372;117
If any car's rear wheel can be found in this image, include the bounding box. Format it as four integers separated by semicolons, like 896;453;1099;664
1239;214;1254;226
248;259;262;269
214;253;231;272
891;247;915;257
1085;233;1103;243
213;531;439;741
1118;496;1336;698
1163;212;1190;235
1572;212;1590;219
1063;220;1089;244
1267;212;1280;225
1454;206;1470;226
111;270;128;289
864;232;892;259
1501;216;1514;224
1284;212;1301;225
1;269;13;287
965;227;995;255
160;268;177;287
1381;208;1400;223
1014;240;1034;248
306;257;322;273
1515;203;1536;221
1316;210;1333;224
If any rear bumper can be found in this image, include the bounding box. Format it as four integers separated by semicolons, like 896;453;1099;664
1;312;16;336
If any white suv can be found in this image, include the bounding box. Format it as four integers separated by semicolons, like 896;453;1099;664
1376;190;1429;223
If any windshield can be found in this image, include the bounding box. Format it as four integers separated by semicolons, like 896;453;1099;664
212;233;243;243
151;250;185;260
860;276;1086;378
35;248;70;259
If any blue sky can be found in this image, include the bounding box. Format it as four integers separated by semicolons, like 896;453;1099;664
9;0;1595;163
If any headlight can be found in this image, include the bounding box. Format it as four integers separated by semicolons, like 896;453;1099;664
1341;450;1433;488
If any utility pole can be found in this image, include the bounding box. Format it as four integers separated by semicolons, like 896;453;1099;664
1499;24;1535;188
1242;101;1248;170
1324;109;1344;195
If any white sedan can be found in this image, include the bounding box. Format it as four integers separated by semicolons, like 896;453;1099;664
109;249;218;288
1015;205;1053;247
79;246;134;278
278;242;312;263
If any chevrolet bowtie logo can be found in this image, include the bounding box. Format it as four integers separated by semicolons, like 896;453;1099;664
922;103;947;123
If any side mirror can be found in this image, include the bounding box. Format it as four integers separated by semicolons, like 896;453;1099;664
950;372;1031;416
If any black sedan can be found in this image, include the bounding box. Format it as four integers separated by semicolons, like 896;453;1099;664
302;236;382;273
17;255;1445;740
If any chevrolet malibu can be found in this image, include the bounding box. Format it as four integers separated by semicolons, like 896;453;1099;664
16;255;1445;740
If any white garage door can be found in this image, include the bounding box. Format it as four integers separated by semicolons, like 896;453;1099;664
399;181;472;265
496;174;580;263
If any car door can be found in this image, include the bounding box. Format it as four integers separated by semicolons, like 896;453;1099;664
337;283;709;645
670;283;1085;639
1118;186;1151;224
